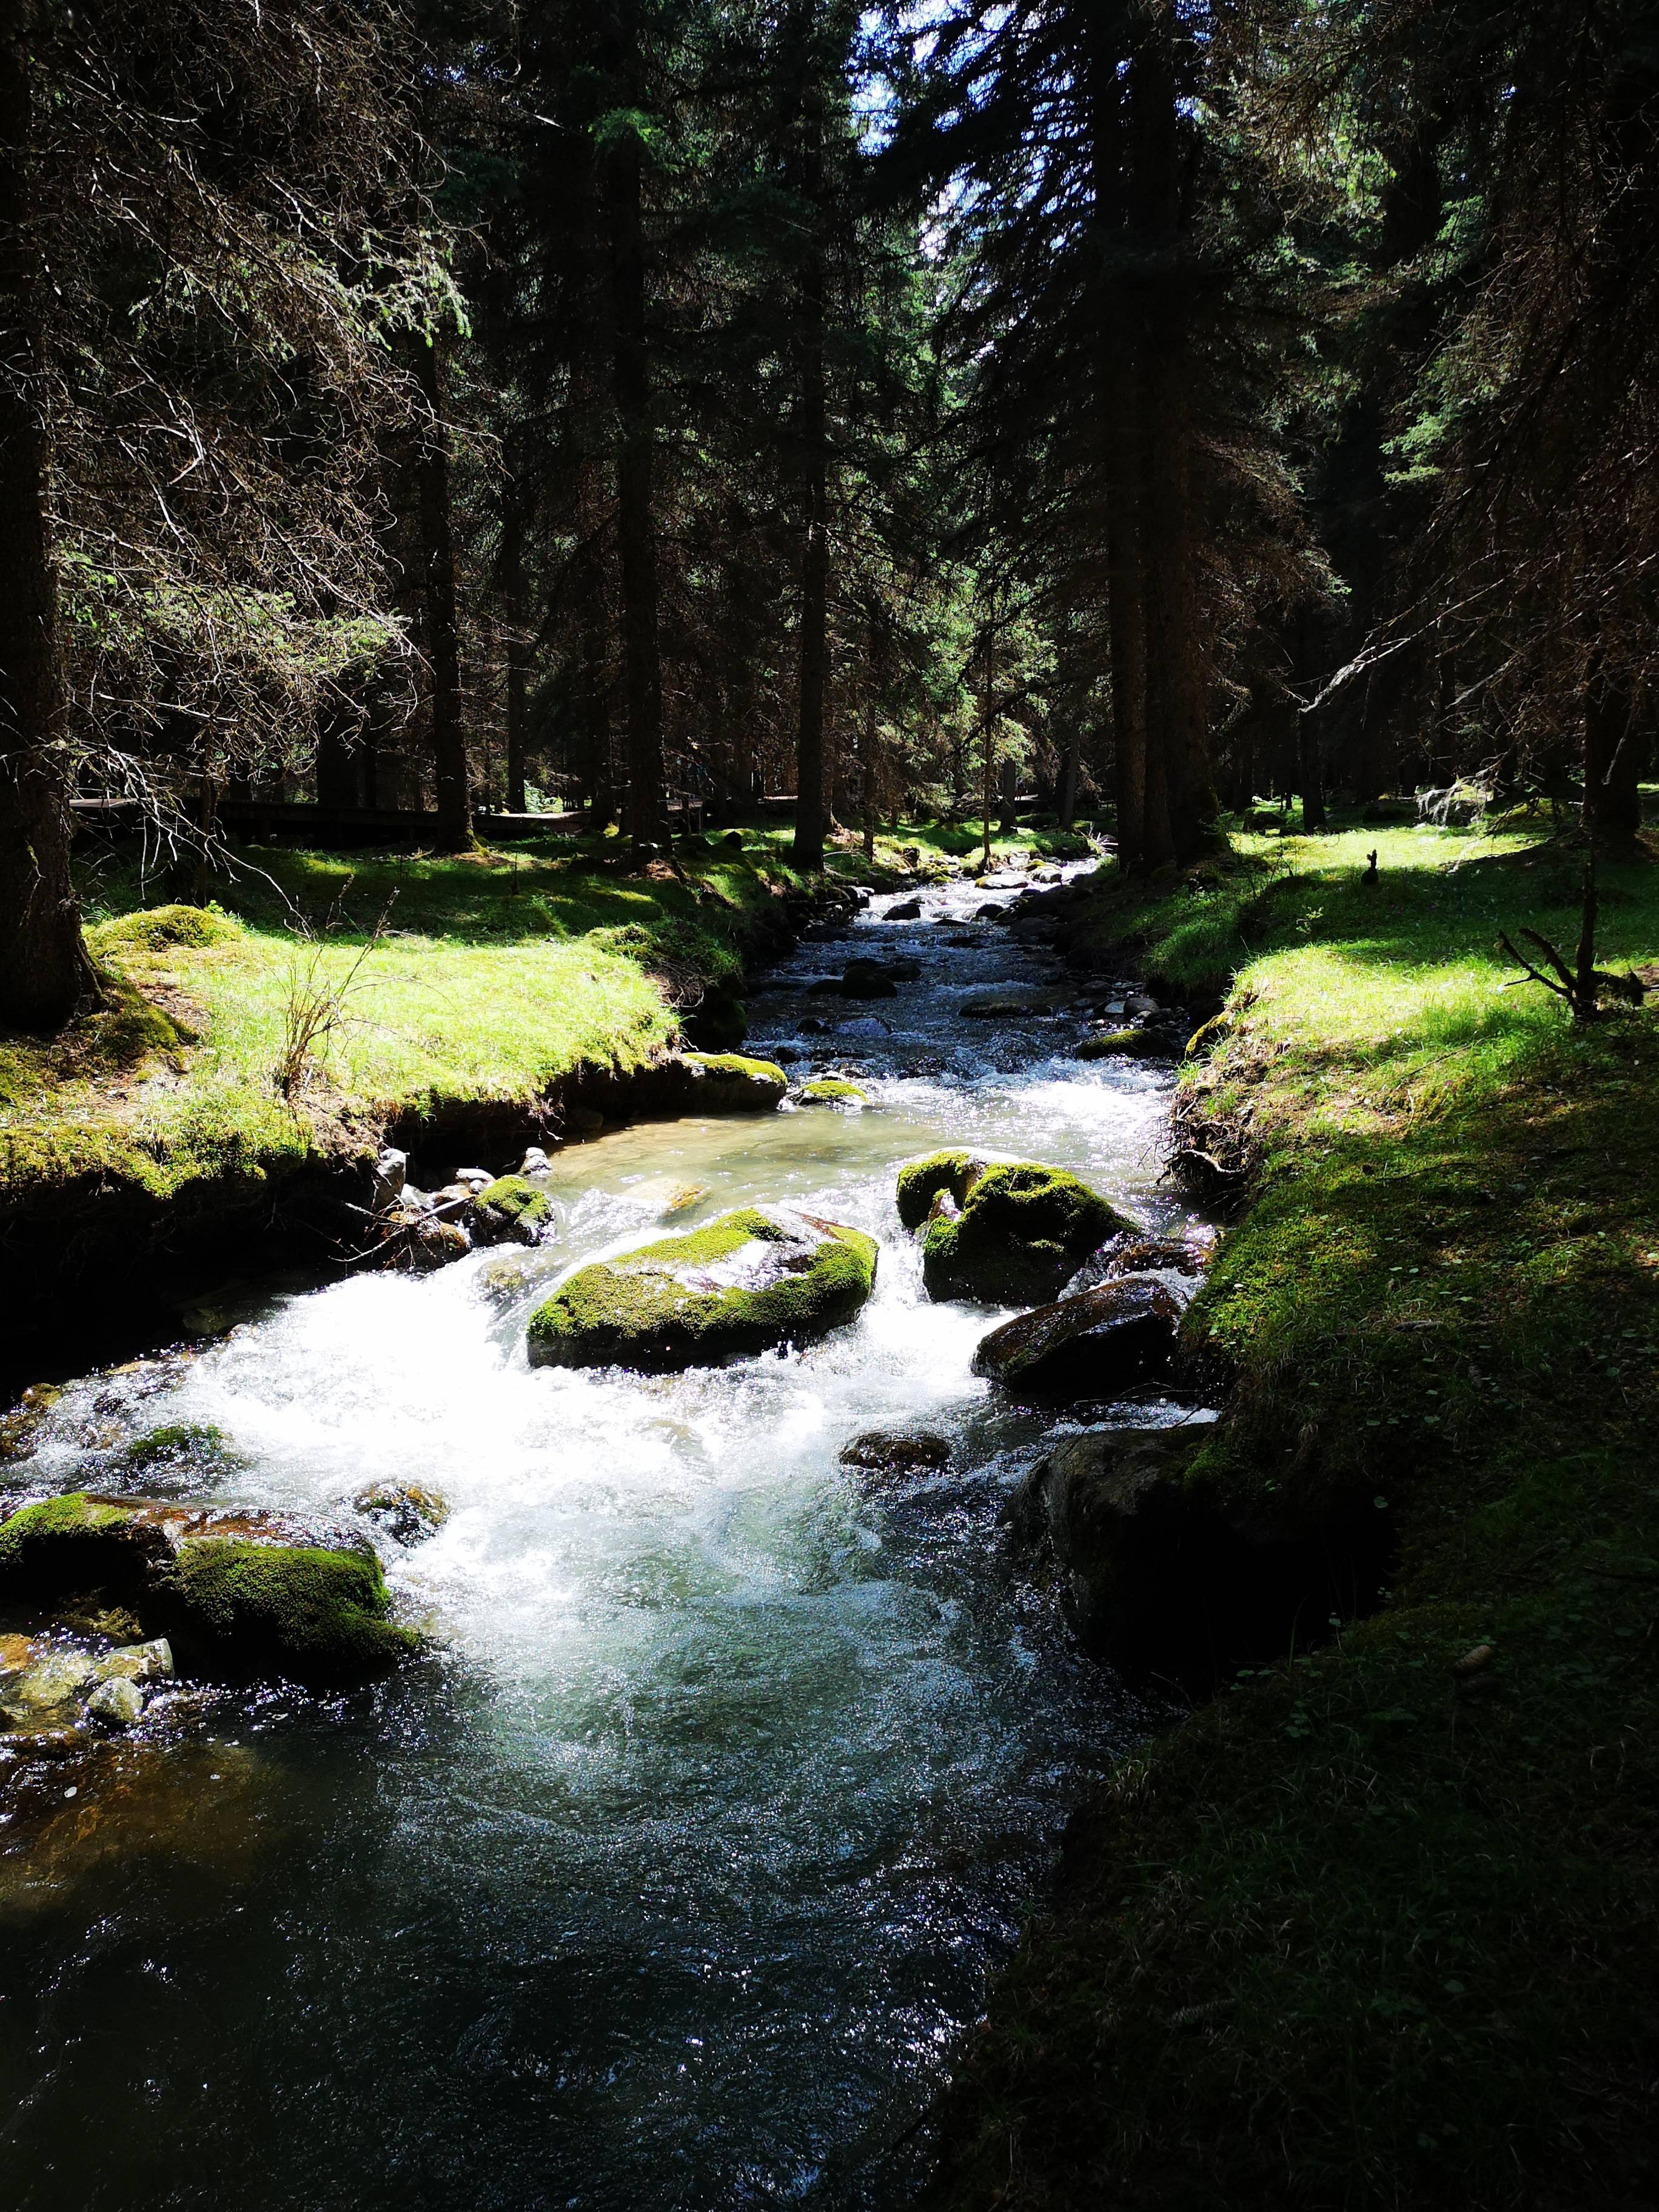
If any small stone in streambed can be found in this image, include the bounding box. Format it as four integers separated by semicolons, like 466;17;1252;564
471;1174;555;1247
796;1078;868;1108
92;1638;173;1684
354;1483;451;1546
884;898;923;920
1067;1233;1210;1293
87;1676;145;1728
840;1430;951;1478
972;1278;1181;1403
838;960;899;999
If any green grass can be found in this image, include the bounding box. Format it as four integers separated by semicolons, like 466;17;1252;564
0;830;811;1204
933;811;1659;2211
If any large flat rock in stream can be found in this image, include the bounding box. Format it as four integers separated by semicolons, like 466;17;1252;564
971;1277;1180;1402
526;1206;878;1373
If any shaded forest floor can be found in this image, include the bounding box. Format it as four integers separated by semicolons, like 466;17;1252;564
934;812;1659;2210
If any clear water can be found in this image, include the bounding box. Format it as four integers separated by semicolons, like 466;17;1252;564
0;865;1195;2211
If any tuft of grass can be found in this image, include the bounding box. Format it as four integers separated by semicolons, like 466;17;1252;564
933;808;1659;2211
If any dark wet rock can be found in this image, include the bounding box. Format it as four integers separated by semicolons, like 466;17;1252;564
0;1493;417;1687
1008;1426;1388;1686
837;960;898;999
975;902;1007;920
971;1279;1181;1403
840;1429;951;1478
961;993;1054;1019
1067;1232;1211;1293
1074;1028;1167;1062
885;897;923;920
897;1153;1129;1305
354;1483;451;1546
370;1147;407;1213
87;1676;144;1727
527;1207;879;1373
0;1384;62;1463
472;1175;555;1247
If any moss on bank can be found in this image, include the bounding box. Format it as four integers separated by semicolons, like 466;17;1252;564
933;813;1659;2211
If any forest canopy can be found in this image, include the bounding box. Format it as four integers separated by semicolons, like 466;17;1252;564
3;0;1656;1021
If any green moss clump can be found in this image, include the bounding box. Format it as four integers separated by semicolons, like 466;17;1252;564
1074;1028;1167;1061
680;1052;788;1111
473;1174;555;1243
118;1422;238;1475
92;903;240;953
895;1150;979;1230
527;1205;877;1372
908;1158;1126;1306
0;1492;151;1607
164;1538;418;1686
797;1078;868;1106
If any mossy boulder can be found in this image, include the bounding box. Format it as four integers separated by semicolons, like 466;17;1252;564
91;903;240;953
161;1539;414;1686
675;1051;788;1113
1074;1028;1167;1062
0;1492;416;1688
472;1175;555;1246
971;1278;1181;1403
797;1078;868;1108
897;1153;1128;1305
354;1482;451;1545
526;1206;878;1372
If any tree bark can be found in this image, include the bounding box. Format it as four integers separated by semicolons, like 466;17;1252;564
414;335;471;851
602;0;666;856
500;486;529;816
0;10;96;1028
1584;666;1642;846
790;57;828;872
1298;708;1327;831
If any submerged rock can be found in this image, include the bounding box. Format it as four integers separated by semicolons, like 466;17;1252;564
884;897;923;920
971;1278;1181;1402
87;1676;144;1728
471;1175;555;1247
0;1493;417;1687
837;959;899;999
526;1207;878;1373
896;1152;1128;1306
354;1483;451;1546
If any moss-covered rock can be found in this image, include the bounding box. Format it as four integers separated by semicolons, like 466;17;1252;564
354;1482;451;1546
679;1052;788;1113
895;1150;980;1230
161;1539;415;1687
797;1078;868;1108
527;1206;878;1372
1074;1027;1167;1062
0;1492;416;1688
897;1153;1128;1305
471;1174;555;1246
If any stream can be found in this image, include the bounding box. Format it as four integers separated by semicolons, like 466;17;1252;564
0;861;1201;2211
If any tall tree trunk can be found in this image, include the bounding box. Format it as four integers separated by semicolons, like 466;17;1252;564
1299;709;1327;831
0;10;96;1029
1131;18;1197;870
602;1;665;856
501;486;529;816
314;700;359;810
1059;726;1081;830
414;335;471;851
791;62;828;872
1584;665;1642;846
998;754;1018;833
1089;27;1150;872
862;611;880;860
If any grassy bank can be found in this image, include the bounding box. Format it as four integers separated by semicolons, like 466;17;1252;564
935;816;1659;2208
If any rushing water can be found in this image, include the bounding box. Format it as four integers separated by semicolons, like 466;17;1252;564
1;862;1198;2212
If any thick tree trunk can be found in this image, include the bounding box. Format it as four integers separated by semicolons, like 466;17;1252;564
1089;29;1149;873
1584;668;1643;846
414;335;471;851
999;755;1018;833
500;490;529;816
791;68;828;873
0;12;96;1029
1059;728;1081;830
314;703;359;810
862;612;880;860
1299;708;1327;831
602;3;665;857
